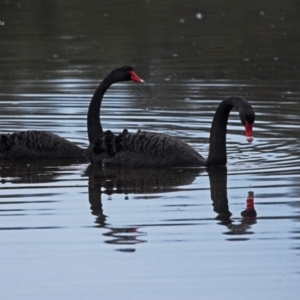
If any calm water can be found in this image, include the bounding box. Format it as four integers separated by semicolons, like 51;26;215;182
1;1;300;299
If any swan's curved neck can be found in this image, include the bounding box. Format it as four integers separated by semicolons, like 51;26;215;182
205;97;245;166
87;76;114;144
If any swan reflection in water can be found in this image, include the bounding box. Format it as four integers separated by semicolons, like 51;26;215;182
208;167;257;240
86;165;257;249
0;158;86;184
0;161;257;246
85;165;201;251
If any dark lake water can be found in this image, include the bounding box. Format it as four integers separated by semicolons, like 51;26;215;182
1;1;300;299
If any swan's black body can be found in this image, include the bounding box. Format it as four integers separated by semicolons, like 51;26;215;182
90;129;204;167
88;96;255;168
0;131;84;160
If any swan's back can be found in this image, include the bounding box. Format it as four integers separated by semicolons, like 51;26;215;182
0;131;84;159
93;130;205;168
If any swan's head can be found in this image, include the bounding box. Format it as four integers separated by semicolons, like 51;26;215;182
239;103;255;143
111;66;145;84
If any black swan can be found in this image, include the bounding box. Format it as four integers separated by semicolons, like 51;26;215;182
88;96;255;168
0;130;84;160
0;66;144;160
84;66;145;161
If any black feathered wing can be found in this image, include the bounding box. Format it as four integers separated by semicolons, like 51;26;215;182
94;130;205;168
0;131;84;159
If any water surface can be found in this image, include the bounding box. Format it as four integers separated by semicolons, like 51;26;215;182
1;1;300;299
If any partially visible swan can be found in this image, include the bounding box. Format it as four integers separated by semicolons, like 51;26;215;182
0;66;144;160
88;96;255;167
0;131;84;159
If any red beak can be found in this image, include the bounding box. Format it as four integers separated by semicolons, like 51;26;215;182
245;120;254;143
129;70;145;83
